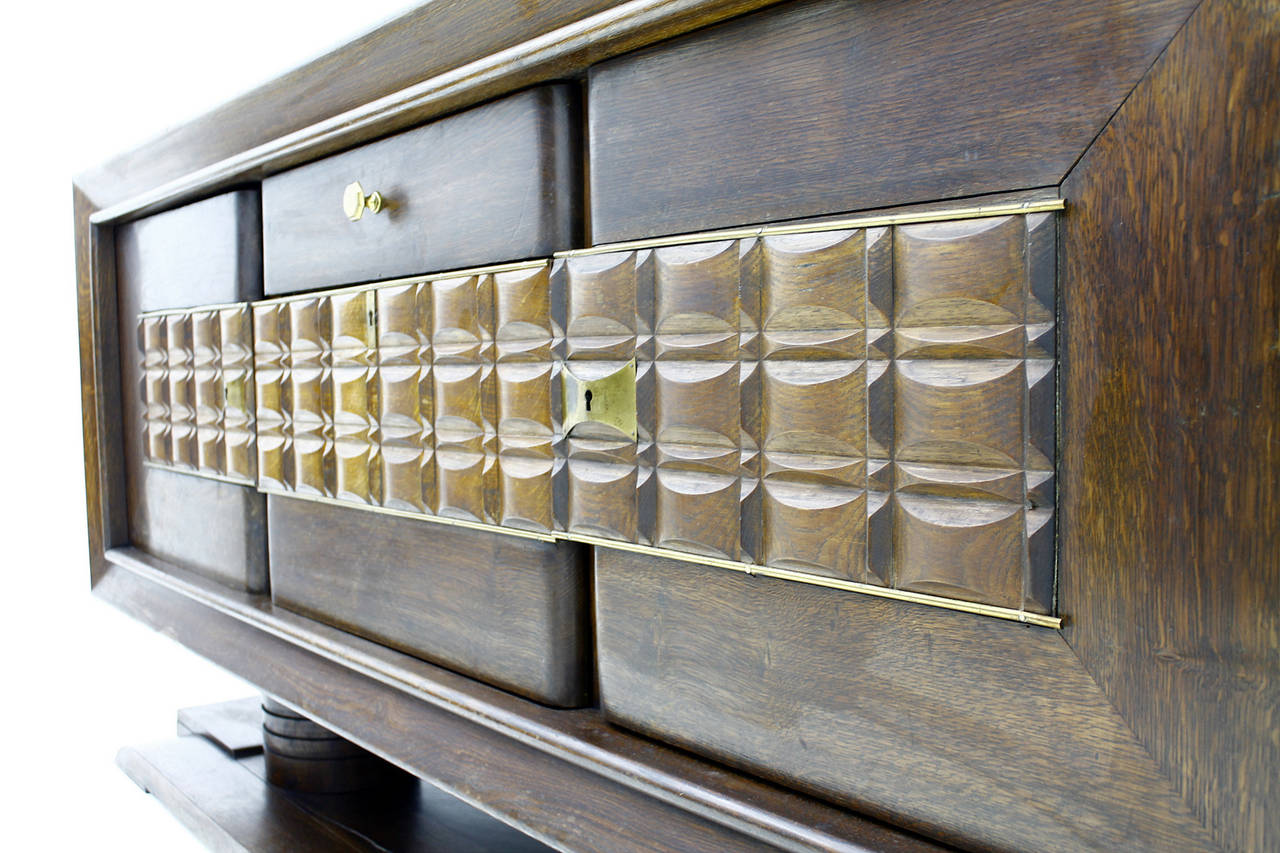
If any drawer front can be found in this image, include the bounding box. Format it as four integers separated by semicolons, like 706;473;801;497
263;84;579;295
116;190;267;592
595;552;1218;853
587;0;1197;242
249;202;1060;624
268;496;590;707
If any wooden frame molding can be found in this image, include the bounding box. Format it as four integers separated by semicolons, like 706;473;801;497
75;1;1277;850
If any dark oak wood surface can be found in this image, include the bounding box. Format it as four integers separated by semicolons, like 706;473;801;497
76;0;618;212
99;549;946;853
263;85;580;294
1058;0;1280;850
594;551;1217;853
587;0;1199;242
77;0;785;220
268;496;592;707
115;191;268;592
122;732;560;851
75;186;125;583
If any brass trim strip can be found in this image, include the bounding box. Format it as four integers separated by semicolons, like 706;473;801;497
253;259;550;306
88;0;784;226
556;199;1067;258
142;460;256;488
256;486;1061;628
258;489;559;543
138;301;250;319
561;532;1063;628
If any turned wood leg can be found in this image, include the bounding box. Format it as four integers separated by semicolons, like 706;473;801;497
261;696;412;794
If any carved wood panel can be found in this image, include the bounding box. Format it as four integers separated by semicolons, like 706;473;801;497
138;305;256;484
166;208;1058;620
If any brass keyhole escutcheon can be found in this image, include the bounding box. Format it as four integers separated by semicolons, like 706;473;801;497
562;360;637;440
343;181;384;222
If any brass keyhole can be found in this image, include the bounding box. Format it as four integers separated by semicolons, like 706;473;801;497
584;389;593;412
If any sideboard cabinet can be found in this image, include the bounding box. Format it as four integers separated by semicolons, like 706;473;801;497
75;2;1278;851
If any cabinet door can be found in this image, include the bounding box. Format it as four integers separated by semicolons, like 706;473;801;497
116;190;268;592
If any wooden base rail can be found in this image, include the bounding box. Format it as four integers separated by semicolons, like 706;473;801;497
97;546;945;853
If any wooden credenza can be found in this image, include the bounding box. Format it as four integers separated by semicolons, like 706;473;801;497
75;2;1278;851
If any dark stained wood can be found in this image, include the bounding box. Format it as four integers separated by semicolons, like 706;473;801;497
177;696;264;758
78;0;785;220
116;191;268;592
587;0;1200;243
268;496;592;708
263;85;580;294
115;190;262;312
594;550;1218;853
263;748;413;794
99;549;945;853
561;211;1054;611
75;186;126;584
240;754;555;852
117;737;376;851
1058;1;1280;851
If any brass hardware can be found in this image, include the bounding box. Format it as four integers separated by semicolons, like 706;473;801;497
364;290;378;349
562;360;638;440
250;487;1061;628
223;377;246;412
555;198;1067;258
342;181;383;222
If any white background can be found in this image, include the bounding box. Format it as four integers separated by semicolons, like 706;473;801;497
0;2;413;847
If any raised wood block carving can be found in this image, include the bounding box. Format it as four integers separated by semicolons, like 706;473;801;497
561;212;1056;613
138;305;256;484
246;210;1057;617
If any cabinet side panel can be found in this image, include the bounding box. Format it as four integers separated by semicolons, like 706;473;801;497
116;191;268;592
588;0;1198;242
1059;0;1280;850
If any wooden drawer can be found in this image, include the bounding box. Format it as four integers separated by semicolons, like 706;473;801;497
263;84;579;295
115;190;268;592
267;497;590;708
586;0;1197;242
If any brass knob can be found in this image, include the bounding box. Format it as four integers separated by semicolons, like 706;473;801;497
342;181;383;222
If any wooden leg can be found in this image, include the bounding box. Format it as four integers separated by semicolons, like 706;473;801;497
261;696;413;795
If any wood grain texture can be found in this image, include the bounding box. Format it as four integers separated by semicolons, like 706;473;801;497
116;191;268;592
121;732;557;852
138;305;256;483
75;186;126;583
267;496;591;708
98;550;945;853
587;0;1199;242
262;85;580;295
79;0;784;221
595;550;1219;853
1058;0;1280;850
561;213;1055;611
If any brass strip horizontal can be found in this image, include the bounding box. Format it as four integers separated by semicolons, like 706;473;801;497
257;484;1061;628
562;532;1063;628
257;489;559;543
137;301;251;319
556;198;1067;258
252;259;550;307
142;460;257;488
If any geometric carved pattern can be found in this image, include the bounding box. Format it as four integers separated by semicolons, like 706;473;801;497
558;212;1057;613
251;264;564;532
137;304;256;484
194;210;1057;618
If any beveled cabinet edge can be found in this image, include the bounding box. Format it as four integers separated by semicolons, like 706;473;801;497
557;198;1067;256
86;0;786;225
224;198;1065;628
99;546;947;853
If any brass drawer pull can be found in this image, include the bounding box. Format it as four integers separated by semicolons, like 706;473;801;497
342;181;383;222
